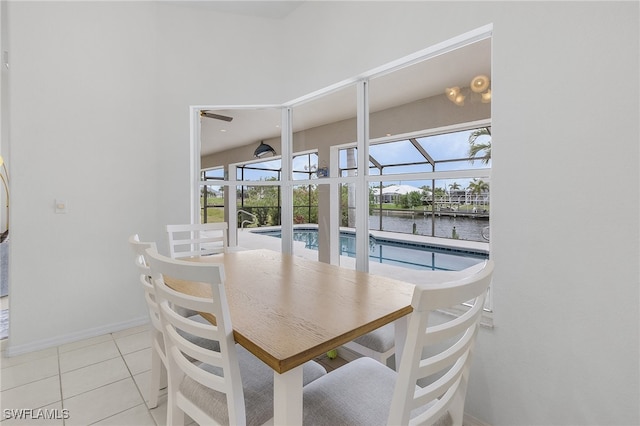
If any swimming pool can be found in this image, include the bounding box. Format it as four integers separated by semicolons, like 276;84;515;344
252;228;488;271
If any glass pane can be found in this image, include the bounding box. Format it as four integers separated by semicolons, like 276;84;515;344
203;168;224;179
369;140;424;166
292;152;319;180
291;184;319;260
237;185;281;228
368;180;430;234
200;107;282;158
339;182;357;270
293;184;318;225
200;184;224;224
417;127;491;165
431;178;490;242
236;159;281;181
368;178;489;243
339;147;357;176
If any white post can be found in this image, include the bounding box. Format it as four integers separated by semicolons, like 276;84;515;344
280;107;293;255
355;80;369;272
227;165;238;248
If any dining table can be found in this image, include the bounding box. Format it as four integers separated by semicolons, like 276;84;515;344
164;248;414;425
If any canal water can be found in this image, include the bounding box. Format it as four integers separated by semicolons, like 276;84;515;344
369;213;488;242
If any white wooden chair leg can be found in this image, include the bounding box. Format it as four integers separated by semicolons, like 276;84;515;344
168;396;185;426
148;345;162;409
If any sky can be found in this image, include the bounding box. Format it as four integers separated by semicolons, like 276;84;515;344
206;128;491;192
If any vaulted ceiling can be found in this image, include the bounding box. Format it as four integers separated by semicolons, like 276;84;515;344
198;12;490;157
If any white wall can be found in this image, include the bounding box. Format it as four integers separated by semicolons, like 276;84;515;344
5;1;284;352
0;0;9;233
282;3;639;424
5;2;638;425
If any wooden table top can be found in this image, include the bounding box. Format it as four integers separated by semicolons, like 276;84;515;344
165;249;414;374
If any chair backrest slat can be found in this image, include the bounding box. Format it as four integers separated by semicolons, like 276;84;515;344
146;248;246;426
167;222;229;259
388;260;494;426
128;235;162;331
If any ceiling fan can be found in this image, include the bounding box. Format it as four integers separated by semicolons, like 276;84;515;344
200;110;233;122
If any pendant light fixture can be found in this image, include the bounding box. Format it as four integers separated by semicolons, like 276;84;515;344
254;141;276;158
446;75;491;106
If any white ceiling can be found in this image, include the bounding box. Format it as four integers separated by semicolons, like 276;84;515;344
199;32;491;157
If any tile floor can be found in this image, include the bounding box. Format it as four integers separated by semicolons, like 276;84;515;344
0;322;349;426
0;324;182;426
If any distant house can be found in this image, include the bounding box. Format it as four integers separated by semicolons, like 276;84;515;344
371;184;426;204
434;188;489;207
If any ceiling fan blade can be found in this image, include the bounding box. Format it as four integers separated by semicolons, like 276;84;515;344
201;111;233;122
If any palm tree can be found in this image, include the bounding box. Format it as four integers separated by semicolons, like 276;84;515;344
468;178;489;195
468;178;489;207
468;127;491;164
449;182;461;191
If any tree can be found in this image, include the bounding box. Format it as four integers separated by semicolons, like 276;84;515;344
468;178;489;195
468;179;489;208
468;127;492;164
449;182;461;191
420;186;432;205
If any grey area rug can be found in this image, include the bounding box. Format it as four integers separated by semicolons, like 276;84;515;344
0;309;7;340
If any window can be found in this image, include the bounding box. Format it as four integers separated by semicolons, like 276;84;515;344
195;26;493;314
339;125;491;243
200;167;225;223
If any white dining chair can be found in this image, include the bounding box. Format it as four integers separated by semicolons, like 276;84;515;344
303;260;494;426
342;323;395;367
166;222;228;259
146;248;327;426
128;234;219;409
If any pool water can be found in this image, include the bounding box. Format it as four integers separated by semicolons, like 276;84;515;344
253;228;488;271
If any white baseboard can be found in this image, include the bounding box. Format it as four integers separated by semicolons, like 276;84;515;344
463;413;492;426
5;316;150;357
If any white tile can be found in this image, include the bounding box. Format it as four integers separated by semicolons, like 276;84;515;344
1;347;57;369
92;403;156;426
1;402;65;425
123;347;152;376
114;331;151;355
59;340;120;373
61;357;130;399
111;324;150;340
132;370;167;405
147;393;168;426
1;354;59;391
0;376;61;411
58;334;113;354
62;377;144;426
148;393;195;426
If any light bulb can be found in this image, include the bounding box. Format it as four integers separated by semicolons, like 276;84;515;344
481;89;492;103
471;75;490;93
445;87;460;102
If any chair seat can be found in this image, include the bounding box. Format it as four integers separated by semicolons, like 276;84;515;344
178;314;220;353
302;357;452;426
181;344;327;426
352;322;395;353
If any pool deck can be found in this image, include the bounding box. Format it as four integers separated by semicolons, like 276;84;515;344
234;225;490;286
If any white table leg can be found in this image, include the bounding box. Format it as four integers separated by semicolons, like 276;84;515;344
393;316;408;368
273;364;303;425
